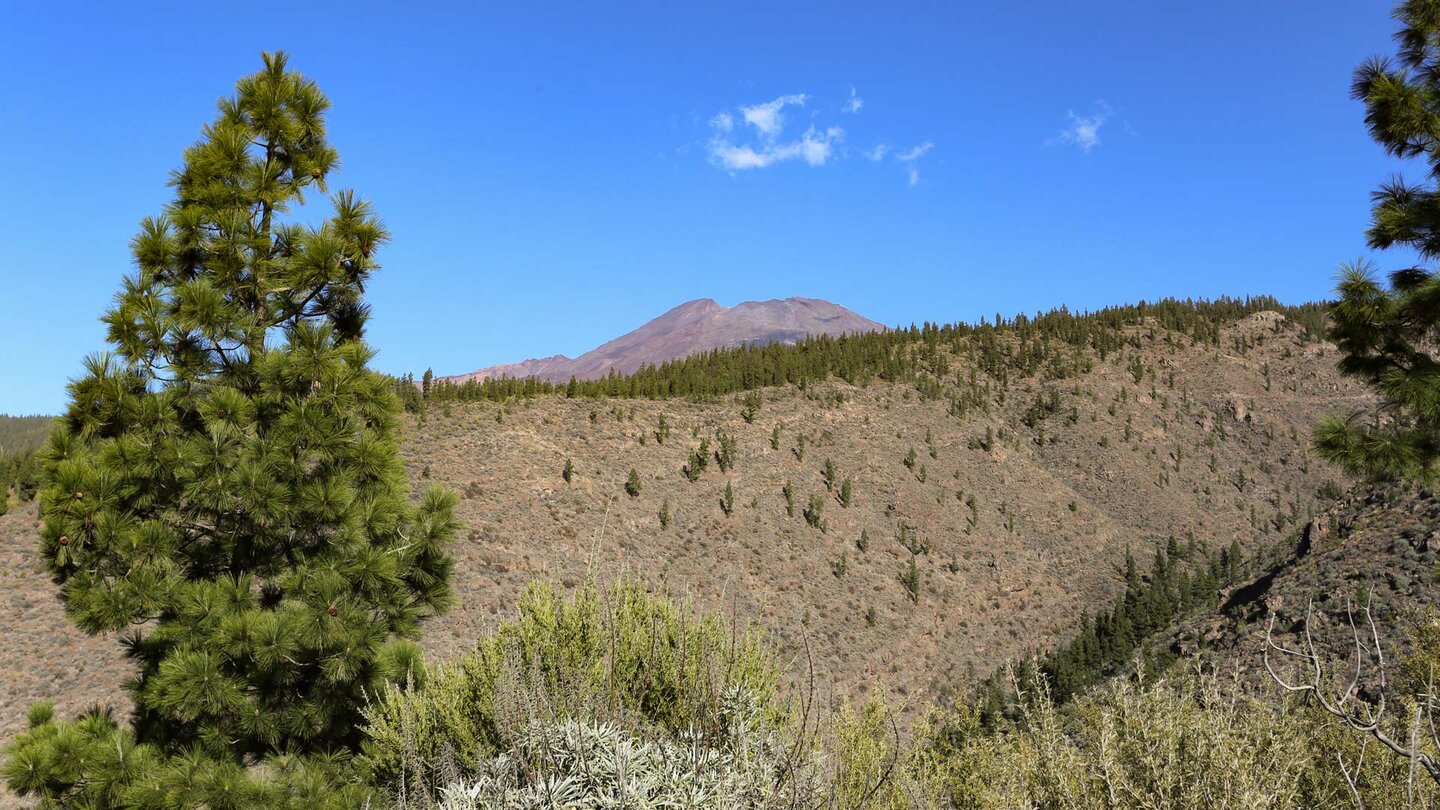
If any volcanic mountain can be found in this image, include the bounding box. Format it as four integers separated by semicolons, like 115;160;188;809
442;297;886;384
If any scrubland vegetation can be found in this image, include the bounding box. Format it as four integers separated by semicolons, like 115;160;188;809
354;582;1440;809
16;1;1440;806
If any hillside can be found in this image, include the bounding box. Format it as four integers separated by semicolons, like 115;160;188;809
0;417;52;456
442;296;885;384
0;307;1369;768
1162;480;1440;694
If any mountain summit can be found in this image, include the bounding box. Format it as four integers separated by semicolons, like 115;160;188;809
444;297;885;383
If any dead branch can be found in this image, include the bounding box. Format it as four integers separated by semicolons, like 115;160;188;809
1263;598;1440;785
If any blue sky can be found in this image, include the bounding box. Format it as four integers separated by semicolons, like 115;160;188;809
0;1;1412;414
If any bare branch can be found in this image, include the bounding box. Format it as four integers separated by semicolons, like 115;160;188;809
1263;598;1440;786
1336;751;1364;810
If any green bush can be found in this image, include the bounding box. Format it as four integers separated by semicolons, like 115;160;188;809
836;665;1432;810
361;580;783;794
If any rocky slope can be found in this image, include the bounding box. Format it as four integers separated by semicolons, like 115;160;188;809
1171;480;1440;696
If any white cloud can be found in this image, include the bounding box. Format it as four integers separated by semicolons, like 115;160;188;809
707;94;847;171
1055;102;1112;152
895;141;933;186
709;124;843;171
702;90;929;180
896;142;932;162
708;143;771;170
740;93;807;140
799;126;843;165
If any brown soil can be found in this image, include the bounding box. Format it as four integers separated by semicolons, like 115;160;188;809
0;313;1370;806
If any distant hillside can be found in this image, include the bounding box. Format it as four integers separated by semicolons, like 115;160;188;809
442;297;885;384
2;300;1369;745
0;416;53;455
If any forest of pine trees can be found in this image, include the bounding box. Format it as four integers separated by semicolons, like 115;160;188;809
974;535;1247;727
0;416;52;515
396;296;1327;411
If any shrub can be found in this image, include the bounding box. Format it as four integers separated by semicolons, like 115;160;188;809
833;698;944;810
920;670;1348;809
360;580;784;794
431;690;815;810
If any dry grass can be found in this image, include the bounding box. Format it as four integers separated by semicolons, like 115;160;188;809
0;314;1367;807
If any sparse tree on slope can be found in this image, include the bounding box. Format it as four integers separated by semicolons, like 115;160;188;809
1319;2;1440;482
2;52;457;807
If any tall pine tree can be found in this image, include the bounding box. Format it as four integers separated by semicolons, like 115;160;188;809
3;52;456;807
1318;2;1440;482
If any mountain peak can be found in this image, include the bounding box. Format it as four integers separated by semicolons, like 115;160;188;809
444;297;884;384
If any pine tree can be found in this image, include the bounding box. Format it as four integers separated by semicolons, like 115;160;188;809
902;556;921;604
683;438;709;482
715;429;736;472
1318;3;1440;481
740;392;761;423
804;493;825;531
2;52;456;807
626;468;643;497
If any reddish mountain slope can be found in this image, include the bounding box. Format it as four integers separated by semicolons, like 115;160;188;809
443;297;885;384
